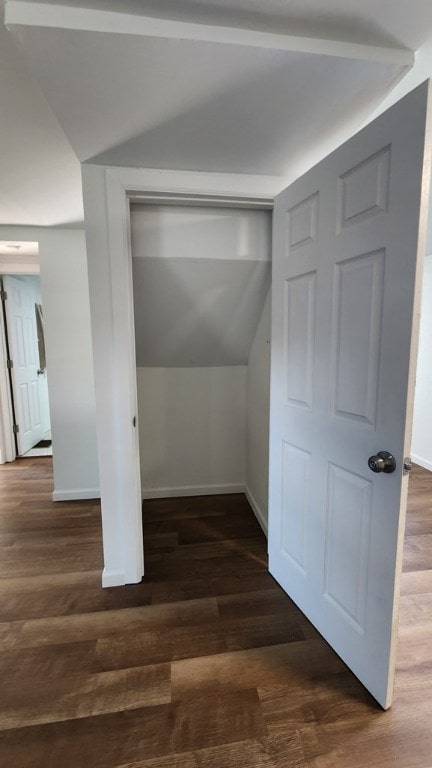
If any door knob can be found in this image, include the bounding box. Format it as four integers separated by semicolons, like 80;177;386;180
368;451;396;474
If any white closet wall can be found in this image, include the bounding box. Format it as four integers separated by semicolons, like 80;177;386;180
245;289;271;530
137;366;246;496
412;253;432;470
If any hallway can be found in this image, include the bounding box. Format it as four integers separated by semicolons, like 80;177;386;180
0;458;431;767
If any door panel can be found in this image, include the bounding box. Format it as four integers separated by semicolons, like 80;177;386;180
323;463;372;631
283;271;316;409
281;441;310;573
269;81;432;709
4;276;45;455
331;249;384;424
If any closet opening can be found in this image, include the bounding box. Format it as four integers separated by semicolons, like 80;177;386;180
129;200;272;536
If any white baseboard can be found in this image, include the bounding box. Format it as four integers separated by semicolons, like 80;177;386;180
102;568;125;587
411;455;432;472
245;485;268;537
102;567;143;588
52;488;101;502
142;483;244;499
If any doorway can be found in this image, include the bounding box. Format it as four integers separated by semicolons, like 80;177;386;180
130;201;271;519
0;270;52;463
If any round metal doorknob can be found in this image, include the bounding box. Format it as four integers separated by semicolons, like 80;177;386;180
368;451;396;474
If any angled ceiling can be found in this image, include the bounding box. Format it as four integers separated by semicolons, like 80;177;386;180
131;205;271;367
0;3;83;226
3;1;432;225
3;1;418;179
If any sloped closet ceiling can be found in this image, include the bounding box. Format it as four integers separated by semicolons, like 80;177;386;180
131;204;271;366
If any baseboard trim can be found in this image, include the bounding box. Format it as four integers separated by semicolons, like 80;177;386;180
245;485;268;537
102;568;125;588
411;455;432;472
142;483;244;499
52;488;101;502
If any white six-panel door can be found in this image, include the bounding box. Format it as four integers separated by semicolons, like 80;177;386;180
268;82;432;709
3;276;45;455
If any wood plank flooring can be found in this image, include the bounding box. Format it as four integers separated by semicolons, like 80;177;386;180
0;458;431;767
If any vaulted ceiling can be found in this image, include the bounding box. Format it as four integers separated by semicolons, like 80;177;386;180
3;1;432;226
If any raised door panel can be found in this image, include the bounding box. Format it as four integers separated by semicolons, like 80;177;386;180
331;250;384;426
323;463;372;633
280;441;311;576
283;272;316;410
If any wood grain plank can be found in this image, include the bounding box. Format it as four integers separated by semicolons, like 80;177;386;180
117;756;198;768
400;569;432;596
195;739;276;768
0;574;153;622
95;611;305;672
0;690;265;767
171;640;347;700
4;596;219;650
0;663;171;731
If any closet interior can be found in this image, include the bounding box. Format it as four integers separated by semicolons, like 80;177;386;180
130;202;272;529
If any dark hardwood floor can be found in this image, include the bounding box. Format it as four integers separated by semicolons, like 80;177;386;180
0;458;431;767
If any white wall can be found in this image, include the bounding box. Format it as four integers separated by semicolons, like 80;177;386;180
39;230;99;499
137;366;246;496
245;289;271;533
131;204;271;263
412;254;432;470
0;226;99;499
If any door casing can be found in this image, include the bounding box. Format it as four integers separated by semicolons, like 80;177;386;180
81;165;282;587
0;269;46;464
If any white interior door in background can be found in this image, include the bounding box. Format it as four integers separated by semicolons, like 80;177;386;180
268;81;432;709
3;275;45;455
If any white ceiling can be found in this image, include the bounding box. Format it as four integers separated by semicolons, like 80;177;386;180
3;1;432;225
8;26;405;176
0;4;83;226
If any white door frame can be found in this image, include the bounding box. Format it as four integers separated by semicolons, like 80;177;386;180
81;165;284;587
0;294;15;464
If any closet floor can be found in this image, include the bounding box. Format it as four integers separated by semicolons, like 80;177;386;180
0;458;431;767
